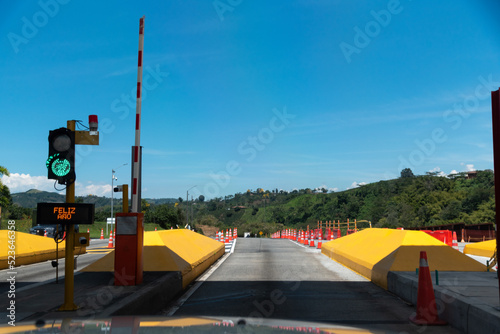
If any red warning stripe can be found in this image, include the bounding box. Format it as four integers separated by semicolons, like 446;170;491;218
133;146;139;162
132;178;138;195
139;17;144;35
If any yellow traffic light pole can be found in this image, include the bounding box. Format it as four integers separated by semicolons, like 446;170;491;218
59;120;77;311
122;184;129;213
58;120;99;311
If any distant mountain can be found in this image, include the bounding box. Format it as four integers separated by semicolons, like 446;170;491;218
12;189;65;208
11;189;177;208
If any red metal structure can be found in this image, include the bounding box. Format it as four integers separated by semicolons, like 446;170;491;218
490;88;500;302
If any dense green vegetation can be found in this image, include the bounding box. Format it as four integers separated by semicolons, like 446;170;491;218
1;168;495;237
180;170;495;235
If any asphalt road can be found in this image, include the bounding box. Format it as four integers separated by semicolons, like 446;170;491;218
167;238;459;333
0;238;111;290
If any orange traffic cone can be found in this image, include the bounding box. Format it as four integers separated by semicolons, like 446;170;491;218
44;229;47;237
155;227;157;231
309;230;315;247
225;230;229;243
410;251;447;325
452;232;459;250
317;230;322;249
100;229;104;240
229;229;233;242
107;230;114;248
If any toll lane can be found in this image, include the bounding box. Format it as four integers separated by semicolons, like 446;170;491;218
168;238;459;333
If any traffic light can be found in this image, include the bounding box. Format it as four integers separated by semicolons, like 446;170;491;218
47;128;75;184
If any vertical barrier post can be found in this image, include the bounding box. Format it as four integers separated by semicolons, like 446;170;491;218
131;16;145;213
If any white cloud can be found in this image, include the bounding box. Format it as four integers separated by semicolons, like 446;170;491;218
314;185;327;192
347;181;366;190
460;162;476;172
428;167;447;177
1;173;54;193
78;183;111;197
465;164;475;172
314;185;339;193
1;173;111;197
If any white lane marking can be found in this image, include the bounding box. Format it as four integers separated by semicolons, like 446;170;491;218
163;239;237;316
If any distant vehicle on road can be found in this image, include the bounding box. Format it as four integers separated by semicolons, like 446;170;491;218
29;224;79;239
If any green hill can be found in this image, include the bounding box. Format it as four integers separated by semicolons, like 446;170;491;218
12;189;65;208
179;170;495;235
7;170;495;236
11;189;177;209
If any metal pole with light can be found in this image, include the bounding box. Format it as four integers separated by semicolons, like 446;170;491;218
111;163;128;236
57;116;99;311
186;185;196;228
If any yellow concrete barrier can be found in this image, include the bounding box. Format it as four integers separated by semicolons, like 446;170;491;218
463;239;496;258
321;228;487;289
0;231;86;269
82;229;225;288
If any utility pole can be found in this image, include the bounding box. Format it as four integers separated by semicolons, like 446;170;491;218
111;163;127;225
186;186;196;228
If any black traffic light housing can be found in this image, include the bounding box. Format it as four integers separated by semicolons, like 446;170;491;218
47;128;75;185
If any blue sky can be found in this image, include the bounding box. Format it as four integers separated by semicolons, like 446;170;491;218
1;0;500;199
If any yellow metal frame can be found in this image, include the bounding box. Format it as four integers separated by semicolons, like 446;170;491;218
58;120;98;311
74;232;90;247
75;130;99;145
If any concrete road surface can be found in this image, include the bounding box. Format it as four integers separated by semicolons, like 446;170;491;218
0;238;111;290
167;238;459;333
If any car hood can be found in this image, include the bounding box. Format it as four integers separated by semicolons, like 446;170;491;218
1;316;382;333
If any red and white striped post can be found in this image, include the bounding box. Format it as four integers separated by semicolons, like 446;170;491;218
131;16;145;213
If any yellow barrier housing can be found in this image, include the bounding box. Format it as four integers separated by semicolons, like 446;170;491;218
82;229;225;288
463;239;496;258
321;228;487;289
0;231;87;269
